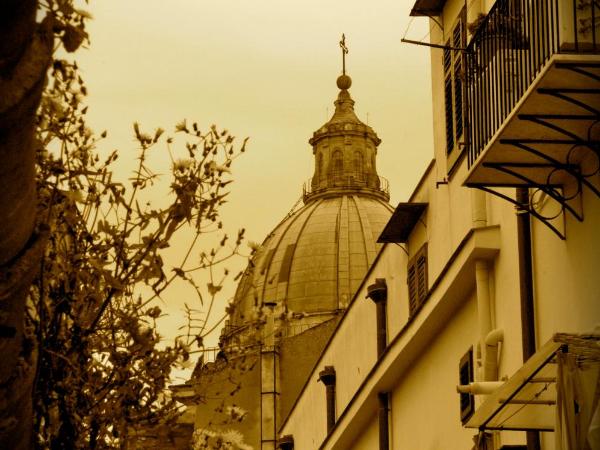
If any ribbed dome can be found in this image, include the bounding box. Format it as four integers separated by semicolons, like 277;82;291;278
229;194;393;329
221;72;394;344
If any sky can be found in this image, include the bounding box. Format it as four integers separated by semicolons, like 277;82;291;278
76;0;434;379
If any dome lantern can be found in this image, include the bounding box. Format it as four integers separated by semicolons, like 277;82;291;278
305;36;388;203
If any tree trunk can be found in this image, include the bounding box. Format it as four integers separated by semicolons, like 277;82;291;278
0;0;51;448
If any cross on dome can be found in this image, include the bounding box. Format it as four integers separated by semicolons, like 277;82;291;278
338;34;352;90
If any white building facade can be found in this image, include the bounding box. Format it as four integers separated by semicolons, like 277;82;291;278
278;1;600;449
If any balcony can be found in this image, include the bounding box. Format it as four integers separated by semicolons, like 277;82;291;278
464;0;600;238
302;174;390;202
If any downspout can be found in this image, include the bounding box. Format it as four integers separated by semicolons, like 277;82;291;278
366;278;388;359
484;328;503;382
318;366;337;434
471;185;487;229
472;189;506;384
475;260;492;375
472;190;504;383
377;392;390;450
516;188;540;450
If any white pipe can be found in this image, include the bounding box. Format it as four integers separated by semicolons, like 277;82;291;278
484;328;504;382
476;343;483;382
471;189;487;228
485;328;504;346
475;260;492;377
456;381;505;395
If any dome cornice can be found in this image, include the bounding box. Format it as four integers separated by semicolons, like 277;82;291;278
309;125;381;147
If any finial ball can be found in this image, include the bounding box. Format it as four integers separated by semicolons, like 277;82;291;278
337;74;352;90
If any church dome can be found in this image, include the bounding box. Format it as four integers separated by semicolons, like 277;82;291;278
222;72;393;344
228;194;393;328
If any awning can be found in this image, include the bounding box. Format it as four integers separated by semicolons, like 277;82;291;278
465;333;600;432
409;0;447;16
377;203;427;244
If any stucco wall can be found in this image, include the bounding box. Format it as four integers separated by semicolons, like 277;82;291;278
349;414;378;450
533;181;600;341
193;354;261;449
279;317;340;424
390;296;478;450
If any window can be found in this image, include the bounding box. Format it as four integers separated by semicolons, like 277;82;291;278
459;347;475;422
443;10;466;164
407;243;428;316
317;152;323;181
353;151;363;180
331;149;343;179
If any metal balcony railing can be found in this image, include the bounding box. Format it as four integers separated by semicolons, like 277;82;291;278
192;346;221;364
302;174;390;199
466;0;600;167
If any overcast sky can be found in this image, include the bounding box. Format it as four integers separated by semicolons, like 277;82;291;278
76;0;434;380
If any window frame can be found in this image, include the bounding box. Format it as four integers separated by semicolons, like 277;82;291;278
443;8;467;175
407;242;428;317
459;347;475;422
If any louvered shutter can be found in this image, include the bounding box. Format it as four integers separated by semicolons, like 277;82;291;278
407;243;428;316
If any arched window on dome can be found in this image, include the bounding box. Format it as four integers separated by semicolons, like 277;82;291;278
353;151;363;182
317;152;323;182
331;149;343;185
370;153;378;189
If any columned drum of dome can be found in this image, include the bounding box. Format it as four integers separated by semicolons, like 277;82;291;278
306;74;390;203
222;72;394;345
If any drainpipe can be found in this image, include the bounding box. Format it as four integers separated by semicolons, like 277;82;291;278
516;188;540;450
366;278;388;358
484;328;504;382
457;381;505;395
472;189;497;382
472;190;505;385
377;392;390;450
318;366;336;434
475;260;492;376
471;189;487;229
261;303;280;450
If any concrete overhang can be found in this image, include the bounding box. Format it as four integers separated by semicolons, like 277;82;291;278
318;225;501;450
